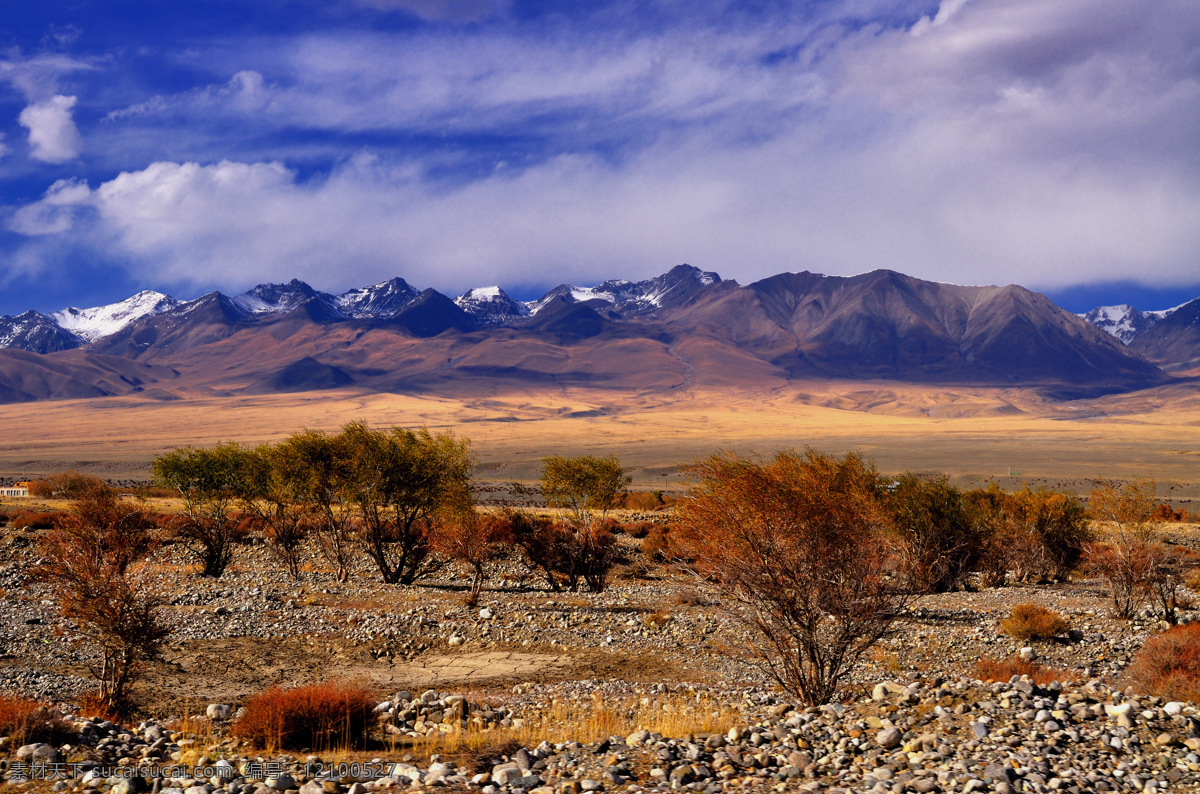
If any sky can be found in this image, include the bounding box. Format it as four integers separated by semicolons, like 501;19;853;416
1;0;1199;316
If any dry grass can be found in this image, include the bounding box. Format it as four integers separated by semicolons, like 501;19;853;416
2;383;1200;490
0;695;70;745
399;691;740;764
999;603;1070;642
973;656;1073;686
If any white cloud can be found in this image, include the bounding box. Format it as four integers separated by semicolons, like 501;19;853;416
0;133;9;161
18;95;83;163
11;0;1200;294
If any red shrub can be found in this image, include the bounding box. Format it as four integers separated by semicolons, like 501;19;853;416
0;695;69;744
233;681;375;751
973;656;1071;686
1126;624;1200;702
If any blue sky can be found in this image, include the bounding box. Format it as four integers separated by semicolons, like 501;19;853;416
1;0;1199;316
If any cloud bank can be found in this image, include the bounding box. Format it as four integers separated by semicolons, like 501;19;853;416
4;0;1200;304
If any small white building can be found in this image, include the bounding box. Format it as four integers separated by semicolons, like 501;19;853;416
0;486;29;498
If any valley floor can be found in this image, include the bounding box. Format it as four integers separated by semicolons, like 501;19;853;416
0;380;1198;498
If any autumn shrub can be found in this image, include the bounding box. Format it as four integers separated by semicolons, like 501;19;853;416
12;511;57;530
640;527;676;562
968;485;1090;586
619;491;665;511
434;510;513;605
973;656;1071;686
1126;624;1200;702
0;695;70;744
1087;480;1196;623
999;603;1070;642
233;681;376;751
27;471;109;499
885;473;981;593
676;448;913;705
623;521;656;539
34;491;167;718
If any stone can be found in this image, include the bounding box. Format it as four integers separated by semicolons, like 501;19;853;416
626;729;651;747
205;704;232;720
579;781;603;792
875;728;902;750
480;608;495;620
1018;647;1037;662
971;722;989;739
266;774;296;791
494;767;525;786
1165;702;1185;716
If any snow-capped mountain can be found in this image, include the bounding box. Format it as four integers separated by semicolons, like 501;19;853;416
1080;303;1181;344
0;311;84;354
335;278;420;318
455;286;530;325
526;264;722;316
51;290;180;342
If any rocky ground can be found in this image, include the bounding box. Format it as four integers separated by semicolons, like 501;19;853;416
3;513;1200;793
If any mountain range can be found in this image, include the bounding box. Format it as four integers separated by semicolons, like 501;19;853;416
0;265;1194;405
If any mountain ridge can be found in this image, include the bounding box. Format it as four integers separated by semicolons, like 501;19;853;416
0;265;1191;404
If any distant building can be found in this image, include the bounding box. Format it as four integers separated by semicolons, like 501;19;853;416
0;486;29;497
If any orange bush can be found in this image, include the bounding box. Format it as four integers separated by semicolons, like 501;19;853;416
999;603;1070;642
233;681;376;751
973;656;1071;686
1126;624;1200;702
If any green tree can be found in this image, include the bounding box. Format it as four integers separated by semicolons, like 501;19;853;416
273;429;358;582
341;422;474;585
239;444;312;581
540;455;631;526
152;442;255;578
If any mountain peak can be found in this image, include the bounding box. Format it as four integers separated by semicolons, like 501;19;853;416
336;277;420;319
455;286;530;325
232;280;327;315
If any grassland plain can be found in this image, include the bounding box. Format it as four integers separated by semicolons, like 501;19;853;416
0;381;1198;498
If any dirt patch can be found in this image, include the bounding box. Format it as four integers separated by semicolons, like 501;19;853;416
121;638;577;711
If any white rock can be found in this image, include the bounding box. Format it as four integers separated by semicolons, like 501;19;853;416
265;773;295;790
1018;647;1037;662
448;635;465;647
205;704;232;720
479;608;494;620
1165;702;1186;716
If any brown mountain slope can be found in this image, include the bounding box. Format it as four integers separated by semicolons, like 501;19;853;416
659;270;1163;389
0;349;179;403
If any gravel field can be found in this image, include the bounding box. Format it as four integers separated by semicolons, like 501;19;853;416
4;518;1200;793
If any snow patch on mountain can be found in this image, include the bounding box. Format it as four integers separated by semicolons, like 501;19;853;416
51;291;180;341
1080;302;1184;344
